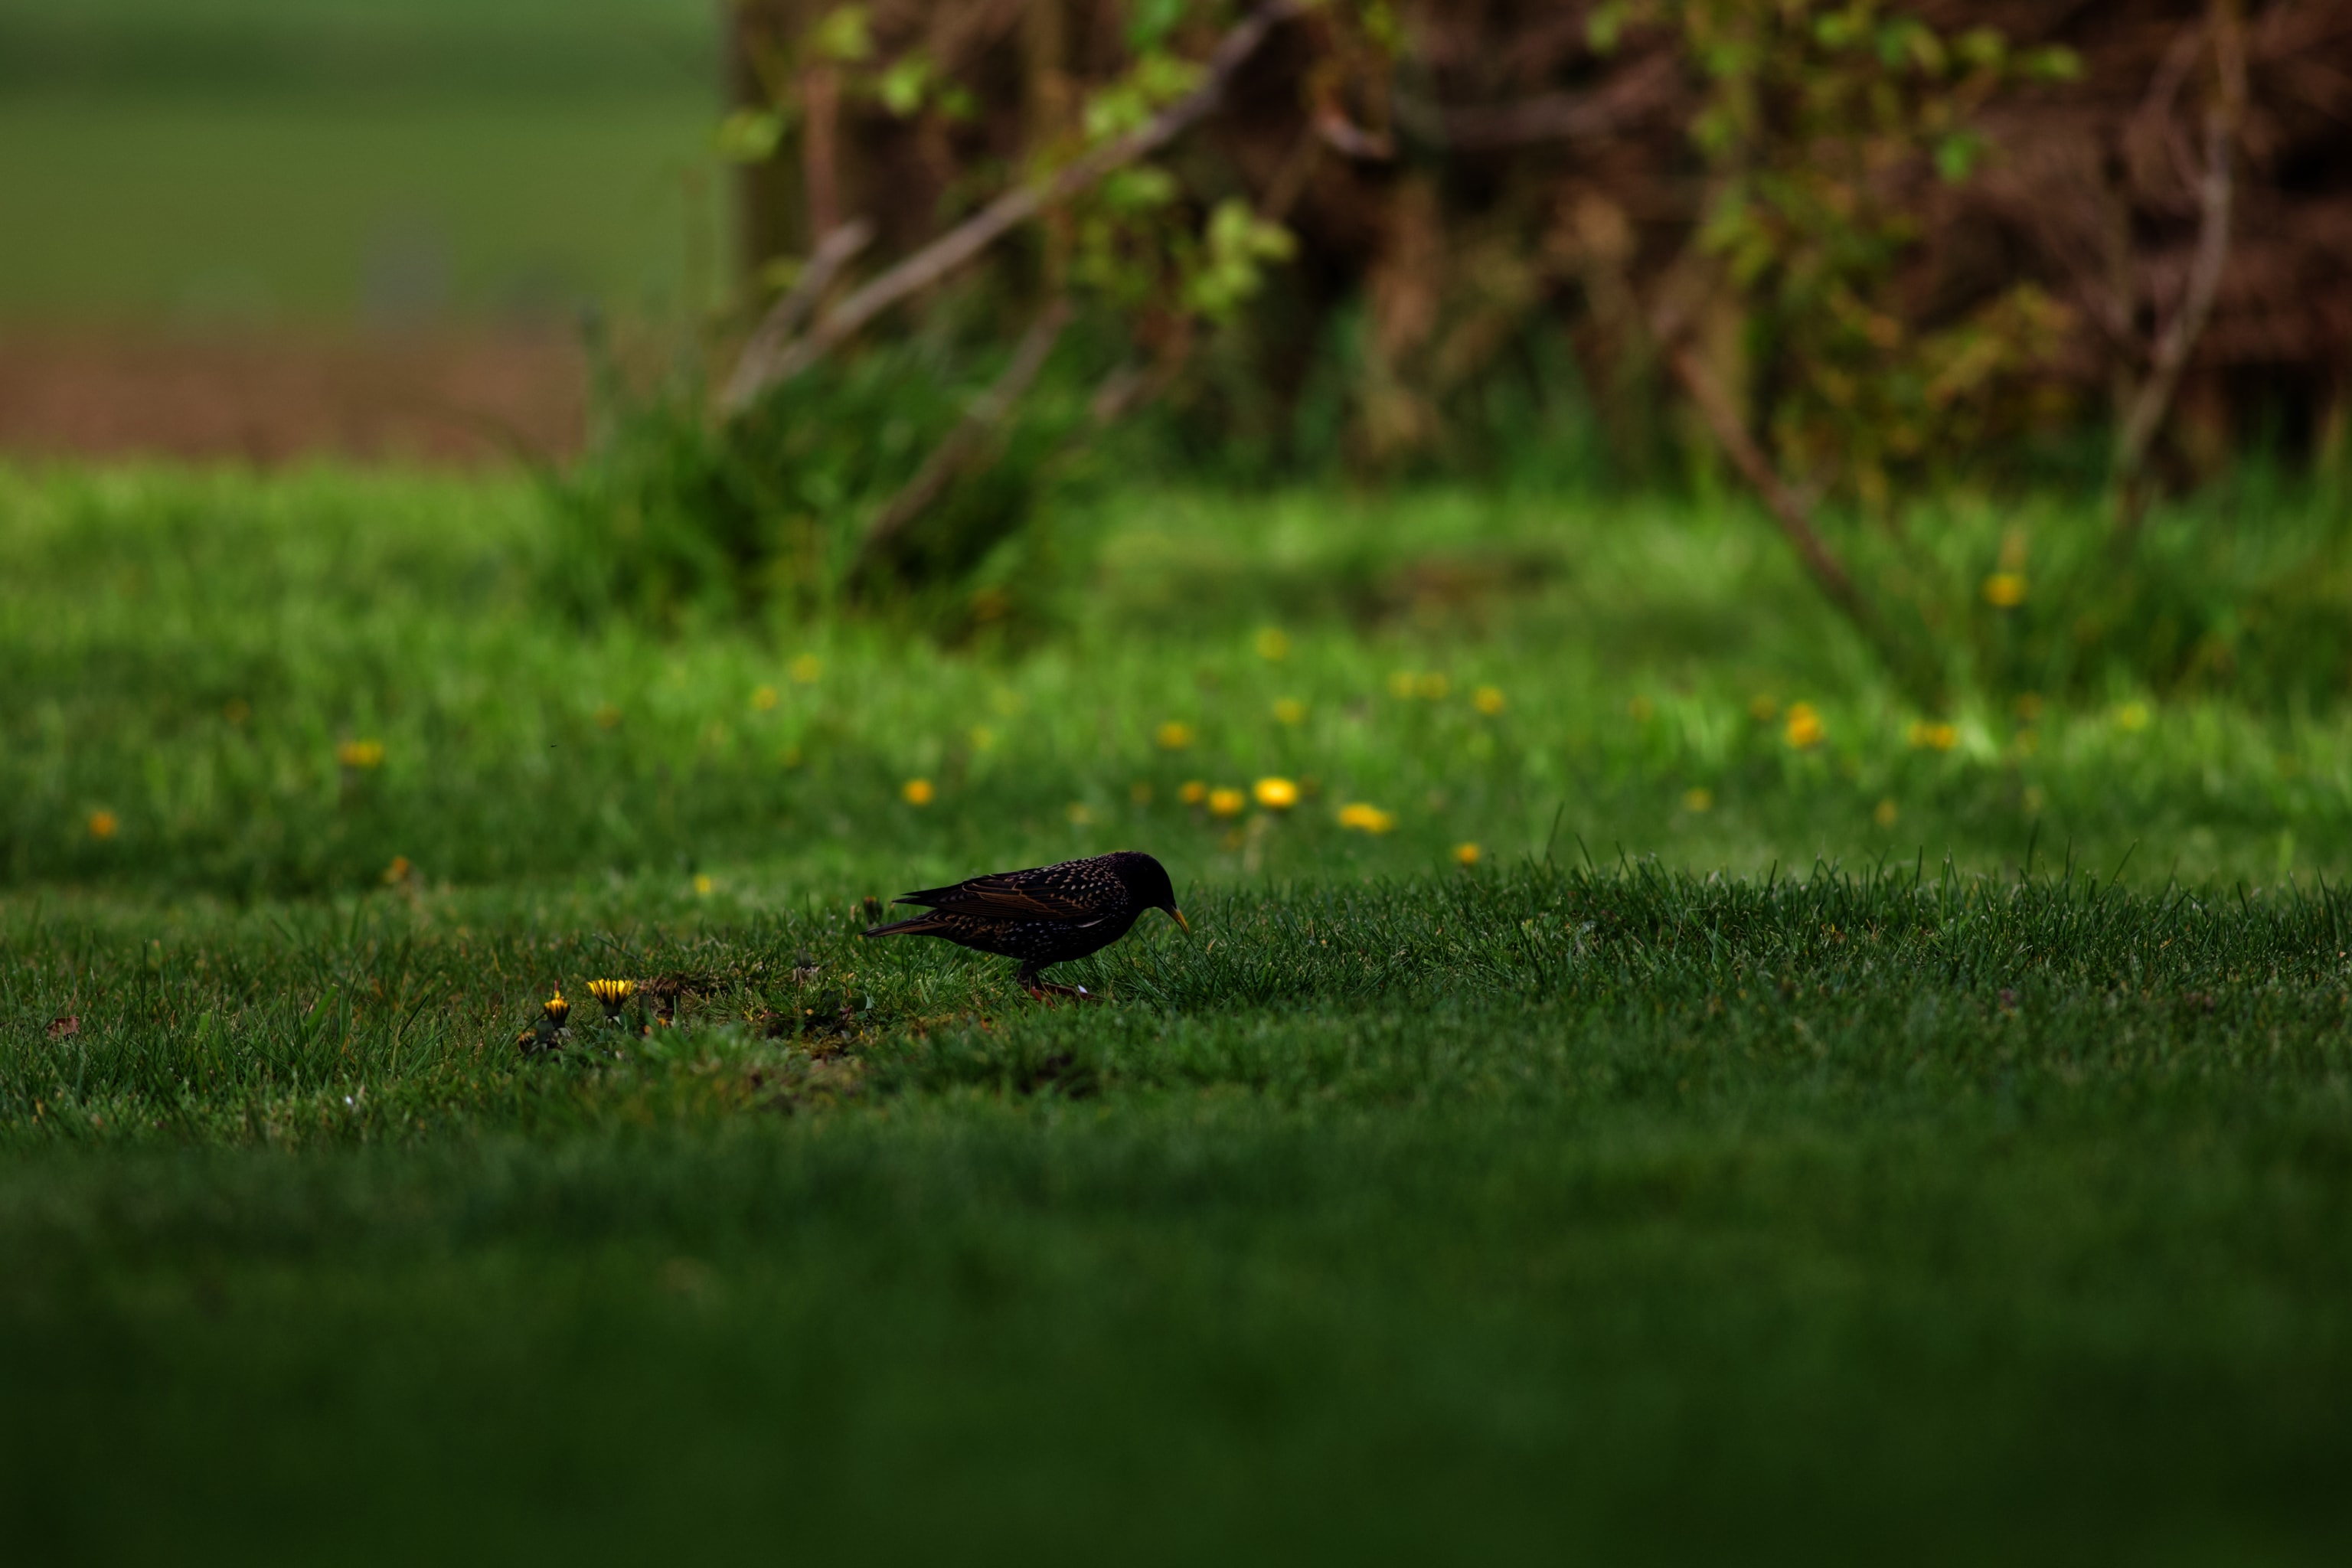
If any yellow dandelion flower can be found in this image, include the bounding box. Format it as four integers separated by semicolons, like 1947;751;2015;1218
1453;842;1482;866
1472;685;1505;715
587;978;635;1015
1682;787;1713;814
1874;798;1900;828
1337;802;1396;834
1253;776;1299;810
1207;786;1246;818
1156;720;1196;750
789;655;822;684
1387;671;1418;699
693;874;714;896
2115;701;2151;732
87;809;119;841
338;739;386;770
1416;673;1451;701
751;684;779;711
542;991;570;1026
1255;627;1290;661
1783;703;1824;750
1982;573;2027;608
1179;780;1208;805
383;855;413;885
1272;697;1306;725
594;704;622;730
1906;720;1958;751
902;778;935;805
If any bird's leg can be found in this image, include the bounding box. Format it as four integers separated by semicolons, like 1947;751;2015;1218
1018;968;1097;1004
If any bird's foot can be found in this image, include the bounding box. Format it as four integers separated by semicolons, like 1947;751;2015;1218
1024;980;1099;1005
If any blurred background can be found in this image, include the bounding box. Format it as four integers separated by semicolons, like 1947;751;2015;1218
11;1;2352;890
0;0;721;463
11;1;2349;492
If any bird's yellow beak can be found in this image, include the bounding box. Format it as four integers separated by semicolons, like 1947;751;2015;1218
1168;907;1191;934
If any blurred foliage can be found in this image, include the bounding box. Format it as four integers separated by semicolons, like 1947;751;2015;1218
556;293;1116;636
1647;0;2083;511
573;3;1321;622
545;0;2352;711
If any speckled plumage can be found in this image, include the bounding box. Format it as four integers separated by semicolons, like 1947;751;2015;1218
861;851;1187;995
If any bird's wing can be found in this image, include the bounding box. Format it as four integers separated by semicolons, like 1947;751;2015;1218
893;871;1099;920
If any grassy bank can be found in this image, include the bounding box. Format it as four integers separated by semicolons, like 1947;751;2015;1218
8;464;2350;898
8;862;2352;1557
6;462;2352;1556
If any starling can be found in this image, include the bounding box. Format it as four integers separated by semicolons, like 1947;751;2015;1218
861;850;1189;998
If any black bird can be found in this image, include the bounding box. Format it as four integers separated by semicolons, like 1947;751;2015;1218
861;851;1189;999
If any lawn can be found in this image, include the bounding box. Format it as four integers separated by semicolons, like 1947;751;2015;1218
7;462;2352;1558
0;0;720;325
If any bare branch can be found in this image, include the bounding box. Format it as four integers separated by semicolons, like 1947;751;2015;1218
1393;52;1680;151
720;0;1305;418
801;64;843;241
1667;345;1907;678
1256;114;1327;226
851;297;1073;581
1314;109;1394;161
2115;0;2246;521
718;219;876;416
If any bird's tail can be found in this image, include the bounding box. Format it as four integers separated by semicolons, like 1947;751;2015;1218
861;913;949;939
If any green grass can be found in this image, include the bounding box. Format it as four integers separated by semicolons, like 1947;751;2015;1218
0;95;720;325
8;462;2352;1557
0;1;718;325
7;464;2348;897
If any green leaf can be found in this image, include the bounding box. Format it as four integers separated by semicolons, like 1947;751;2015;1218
2024;45;2082;82
1956;28;2007;70
808;5;873;64
1588;1;1628;54
1125;0;1187;53
1816;15;1864;51
1934;131;1985;185
877;54;933;118
1184;198;1296;319
1102;165;1179;212
1133;51;1207;106
1207;198;1295;265
1085;83;1152;142
714;108;786;165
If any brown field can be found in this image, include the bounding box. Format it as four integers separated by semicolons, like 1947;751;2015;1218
0;329;587;468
